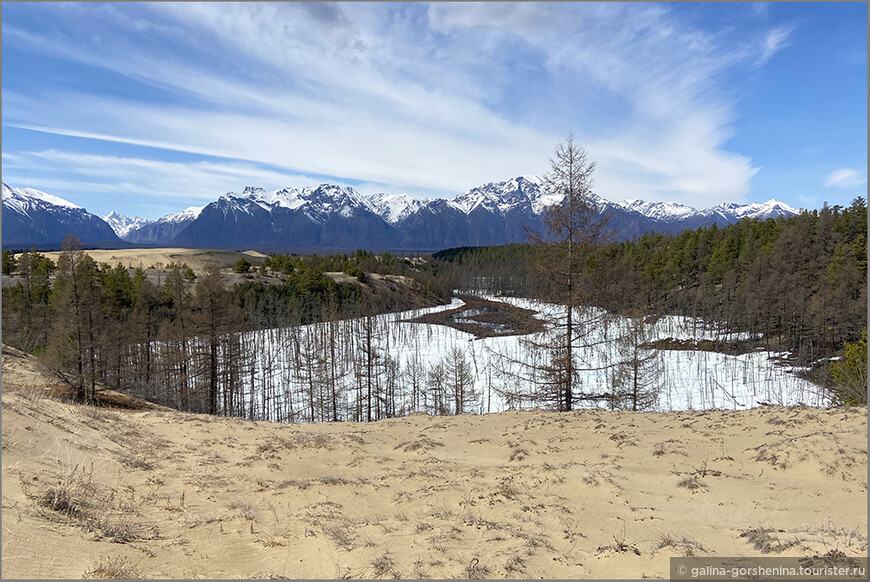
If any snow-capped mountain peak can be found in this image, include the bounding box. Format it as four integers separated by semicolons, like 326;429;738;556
449;176;546;215
367;193;426;223
731;199;800;219
160;205;205;224
2;182;82;212
2;183;120;244
617;199;699;221
101;211;154;238
218;184;375;224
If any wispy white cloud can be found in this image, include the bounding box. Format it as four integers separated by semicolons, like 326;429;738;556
2;150;339;218
824;168;866;189
427;2;772;204
757;24;796;66
2;2;798;208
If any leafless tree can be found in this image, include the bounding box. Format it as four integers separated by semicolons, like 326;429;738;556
526;136;611;411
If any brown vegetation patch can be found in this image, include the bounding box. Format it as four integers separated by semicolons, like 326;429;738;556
406;294;546;338
643;337;761;356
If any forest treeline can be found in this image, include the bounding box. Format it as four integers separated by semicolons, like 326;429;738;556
436;198;867;371
1;240;452;414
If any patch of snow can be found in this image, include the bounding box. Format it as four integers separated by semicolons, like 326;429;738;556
222;295;825;422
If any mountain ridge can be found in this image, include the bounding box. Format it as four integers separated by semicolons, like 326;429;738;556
3;178;801;250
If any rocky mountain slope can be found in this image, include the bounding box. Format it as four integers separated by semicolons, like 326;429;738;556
2;183;119;246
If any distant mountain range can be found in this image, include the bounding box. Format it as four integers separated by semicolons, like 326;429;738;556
2;178;801;251
121;205;205;245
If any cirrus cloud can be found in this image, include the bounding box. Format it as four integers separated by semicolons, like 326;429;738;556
2;2;802;212
824;168;866;189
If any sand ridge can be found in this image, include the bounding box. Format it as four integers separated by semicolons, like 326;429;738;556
1;348;867;579
22;248;268;274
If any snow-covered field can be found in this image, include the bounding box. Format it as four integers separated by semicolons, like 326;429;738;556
241;295;825;422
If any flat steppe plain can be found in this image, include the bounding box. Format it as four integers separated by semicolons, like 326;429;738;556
2;346;866;579
23;248;268;272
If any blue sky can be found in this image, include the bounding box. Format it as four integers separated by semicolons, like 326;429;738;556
2;2;866;219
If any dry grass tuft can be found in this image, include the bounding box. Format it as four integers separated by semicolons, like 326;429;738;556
395;436;445;452
503;554;526;574
463;558;491;579
276;478;311;490
319;476;354;486
677;475;708;491
228;500;257;521
412;557;430;579
597;523;641;556
37;466;97;519
322;518;358;551
507;441;529;462
83;556;143;579
653;533;708;556
794;521;867;550
739;527;804;554
251;434;332;458
371;551;398;578
495;477;520;499
119;454;156;471
27;464;155;543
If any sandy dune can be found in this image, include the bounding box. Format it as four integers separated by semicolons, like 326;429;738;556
26;248;268;273
2;347;866;579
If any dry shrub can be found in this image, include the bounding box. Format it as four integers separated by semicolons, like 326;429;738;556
463;558;490;579
28;464;153;542
503;554;526;574
177;509;220;529
288;433;331;449
119;454;155;471
609;431;639;447
740;527;804;553
371;551;397;578
251;433;331;458
794;521;867;550
37;465;97;519
276;478;311;490
677;475;707;491
84;556;143;579
322;518;358;551
653;533;708;556
495;477;520;499
508;446;528;462
412;557;431;579
88;517;149;543
395;436;445;452
597;523;641;556
228;500;257;521
319;476;353;486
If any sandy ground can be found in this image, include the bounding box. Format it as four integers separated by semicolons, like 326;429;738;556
1;347;867;579
22;248;268;273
